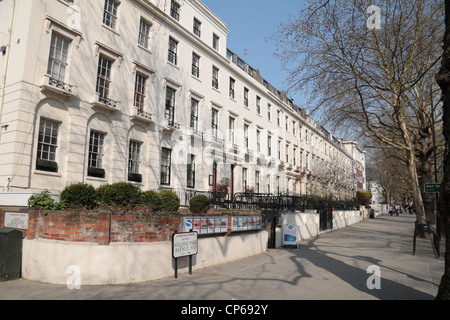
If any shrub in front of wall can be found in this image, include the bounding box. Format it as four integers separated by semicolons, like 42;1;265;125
159;189;180;212
95;184;110;206
356;191;372;207
96;182;141;208
28;190;63;214
189;194;211;213
60;183;97;209
140;190;162;212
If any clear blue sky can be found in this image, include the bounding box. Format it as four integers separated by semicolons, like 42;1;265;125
201;0;308;109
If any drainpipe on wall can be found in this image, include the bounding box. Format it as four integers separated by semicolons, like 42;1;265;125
0;0;16;146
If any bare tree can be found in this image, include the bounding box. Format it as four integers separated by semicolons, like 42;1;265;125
274;0;444;225
366;143;414;204
310;152;354;200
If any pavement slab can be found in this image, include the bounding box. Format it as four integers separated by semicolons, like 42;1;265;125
0;214;445;301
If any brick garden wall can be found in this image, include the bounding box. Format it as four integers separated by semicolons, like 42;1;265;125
0;209;265;246
0;210;181;245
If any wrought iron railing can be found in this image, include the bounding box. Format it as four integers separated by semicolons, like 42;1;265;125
153;187;356;215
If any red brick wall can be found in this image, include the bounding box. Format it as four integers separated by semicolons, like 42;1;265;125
0;210;181;246
0;210;264;246
0;210;4;227
110;214;179;243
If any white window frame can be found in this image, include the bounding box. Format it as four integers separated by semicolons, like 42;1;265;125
138;18;151;49
103;0;120;30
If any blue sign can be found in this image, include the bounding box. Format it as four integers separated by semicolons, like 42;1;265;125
283;224;298;247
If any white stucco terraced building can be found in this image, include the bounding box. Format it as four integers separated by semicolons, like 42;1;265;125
0;0;366;204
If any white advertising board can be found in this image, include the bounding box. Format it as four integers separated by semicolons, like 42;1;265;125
4;212;29;230
283;224;298;247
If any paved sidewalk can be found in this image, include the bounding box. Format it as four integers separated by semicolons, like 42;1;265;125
0;214;444;300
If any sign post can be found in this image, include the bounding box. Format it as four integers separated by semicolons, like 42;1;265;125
172;231;198;279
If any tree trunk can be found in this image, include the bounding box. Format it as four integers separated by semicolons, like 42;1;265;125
408;152;428;225
418;155;437;224
395;104;428;225
435;0;450;301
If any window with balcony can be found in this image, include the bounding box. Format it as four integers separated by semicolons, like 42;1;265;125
278;140;281;160
165;87;176;126
190;98;199;133
134;73;147;112
286;144;289;163
293;147;297;165
211;108;219;138
244;124;249;149
256;129;261;153
47;33;70;83
228;116;235;145
96;55;113;103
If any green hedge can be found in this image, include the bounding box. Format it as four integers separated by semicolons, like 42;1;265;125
159;189;180;212
60;183;96;209
96;182;141;208
140;190;162;212
33;182;185;213
189;194;211;213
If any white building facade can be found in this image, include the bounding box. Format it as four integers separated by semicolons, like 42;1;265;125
0;0;364;203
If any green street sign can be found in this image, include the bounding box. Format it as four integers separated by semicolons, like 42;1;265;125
425;184;441;193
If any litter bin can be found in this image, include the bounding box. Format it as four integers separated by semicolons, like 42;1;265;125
0;228;23;281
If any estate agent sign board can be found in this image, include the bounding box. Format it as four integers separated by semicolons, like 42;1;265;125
172;231;198;279
172;231;198;258
4;212;29;230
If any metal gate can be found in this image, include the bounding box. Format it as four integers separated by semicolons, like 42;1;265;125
318;204;333;231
